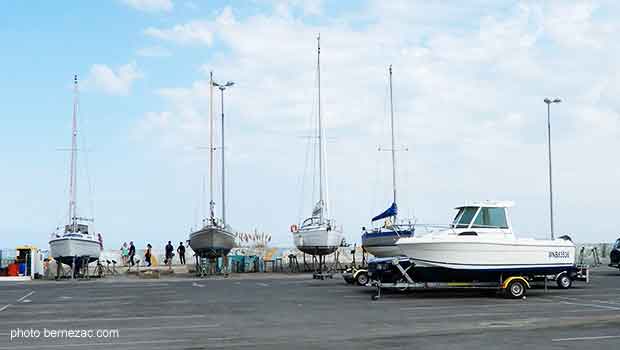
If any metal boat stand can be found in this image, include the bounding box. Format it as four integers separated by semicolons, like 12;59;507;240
312;253;333;280
288;254;300;272
195;252;229;278
302;253;313;272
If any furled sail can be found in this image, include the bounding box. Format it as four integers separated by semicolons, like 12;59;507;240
312;200;324;217
372;202;397;222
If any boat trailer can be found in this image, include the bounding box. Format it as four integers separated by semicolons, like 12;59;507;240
368;258;589;300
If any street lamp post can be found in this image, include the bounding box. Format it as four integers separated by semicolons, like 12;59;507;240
212;80;234;226
543;97;561;240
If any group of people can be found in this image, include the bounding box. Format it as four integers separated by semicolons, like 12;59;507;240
119;241;187;267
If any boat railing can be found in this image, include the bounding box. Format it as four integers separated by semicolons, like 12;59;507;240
203;217;226;228
413;224;452;233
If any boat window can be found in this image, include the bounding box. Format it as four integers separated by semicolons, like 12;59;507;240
451;208;464;227
472;207;508;229
456;207;478;228
614;239;620;249
458;231;478;236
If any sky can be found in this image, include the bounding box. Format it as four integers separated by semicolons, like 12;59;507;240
1;0;619;250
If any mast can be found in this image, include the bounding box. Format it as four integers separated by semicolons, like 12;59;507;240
317;34;326;222
209;71;215;224
220;86;226;226
388;65;397;212
69;75;79;231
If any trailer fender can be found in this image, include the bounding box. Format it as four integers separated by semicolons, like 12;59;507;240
501;276;530;290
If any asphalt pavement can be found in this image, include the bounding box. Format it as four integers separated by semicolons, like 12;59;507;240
1;267;619;349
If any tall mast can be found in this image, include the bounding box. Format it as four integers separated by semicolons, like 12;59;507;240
317;34;326;222
69;75;79;230
388;65;397;210
220;87;226;226
209;71;215;223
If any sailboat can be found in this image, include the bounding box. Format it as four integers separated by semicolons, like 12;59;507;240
189;71;235;259
361;66;415;257
291;35;344;257
49;75;102;268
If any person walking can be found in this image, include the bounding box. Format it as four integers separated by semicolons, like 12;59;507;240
145;243;153;267
177;242;186;265
128;241;136;266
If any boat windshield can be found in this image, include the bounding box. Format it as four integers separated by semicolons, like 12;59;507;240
452;207;478;228
301;217;320;228
471;207;509;229
614;239;620;250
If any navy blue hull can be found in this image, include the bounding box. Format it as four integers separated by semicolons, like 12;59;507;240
369;258;578;284
610;248;620;267
361;229;414;249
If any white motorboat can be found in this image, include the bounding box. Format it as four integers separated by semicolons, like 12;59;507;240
362;66;414;258
49;75;101;267
188;71;235;259
396;201;576;281
291;35;343;256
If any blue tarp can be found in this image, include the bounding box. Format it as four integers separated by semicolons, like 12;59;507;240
371;202;398;222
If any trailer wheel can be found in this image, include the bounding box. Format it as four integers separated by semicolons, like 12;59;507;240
506;279;526;299
556;273;572;289
355;272;369;286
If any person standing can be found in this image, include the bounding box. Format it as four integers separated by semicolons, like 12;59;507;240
164;241;174;265
177;242;186;265
121;242;129;265
145;243;152;267
128;241;136;266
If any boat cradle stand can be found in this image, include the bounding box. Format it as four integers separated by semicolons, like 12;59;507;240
54;255;94;280
195;252;229;278
370;259;532;300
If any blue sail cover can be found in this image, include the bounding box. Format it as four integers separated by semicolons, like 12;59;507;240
372;202;398;222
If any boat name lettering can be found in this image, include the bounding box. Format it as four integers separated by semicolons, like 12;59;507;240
548;251;569;258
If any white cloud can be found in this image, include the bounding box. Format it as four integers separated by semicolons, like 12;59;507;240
121;0;173;13
544;1;614;49
136;45;172;57
270;0;323;17
88;62;143;96
144;21;213;45
135;2;620;244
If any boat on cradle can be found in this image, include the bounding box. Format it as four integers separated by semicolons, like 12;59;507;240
362;65;414;258
189;71;235;259
49;75;101;268
291;34;344;258
396;201;576;282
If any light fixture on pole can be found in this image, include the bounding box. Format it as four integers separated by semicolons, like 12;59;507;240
211;80;234;225
543;97;561;240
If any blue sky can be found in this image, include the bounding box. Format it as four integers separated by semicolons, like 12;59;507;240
2;0;620;250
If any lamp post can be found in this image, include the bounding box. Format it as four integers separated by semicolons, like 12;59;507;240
212;80;234;225
543;97;561;240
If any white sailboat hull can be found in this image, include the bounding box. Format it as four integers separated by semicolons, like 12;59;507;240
49;237;101;265
293;226;343;256
397;236;576;270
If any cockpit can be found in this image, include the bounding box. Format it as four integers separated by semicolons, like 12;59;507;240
301;216;321;228
451;205;510;230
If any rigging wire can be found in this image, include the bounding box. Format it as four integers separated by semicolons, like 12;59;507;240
297;57;319;223
370;76;392;222
79;90;96;234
